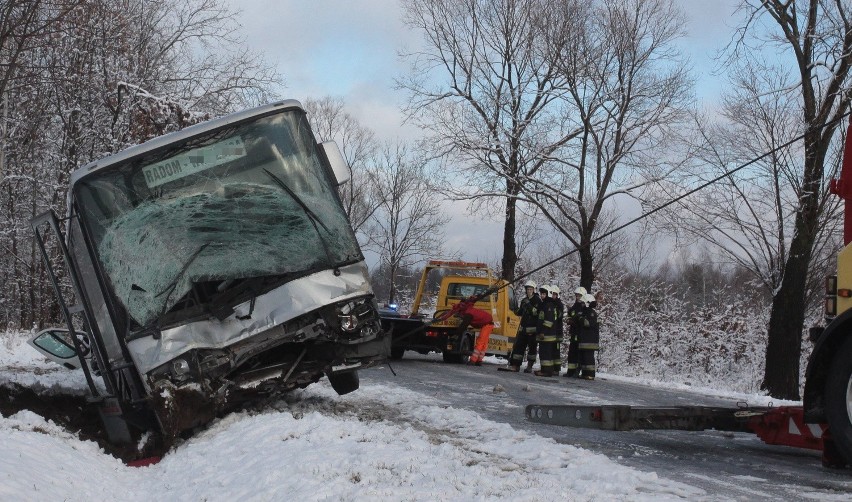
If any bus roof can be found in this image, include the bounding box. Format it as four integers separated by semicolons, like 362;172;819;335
69;100;304;187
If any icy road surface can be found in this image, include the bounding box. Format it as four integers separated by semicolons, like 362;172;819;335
1;332;850;501
368;354;852;501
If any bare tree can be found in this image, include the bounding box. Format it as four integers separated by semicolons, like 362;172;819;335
0;1;81;97
397;0;583;281
513;208;546;267
0;0;281;329
369;143;449;304
521;0;692;291
0;0;83;328
303;96;380;241
657;63;841;309
729;0;852;399
619;220;659;279
0;1;82;185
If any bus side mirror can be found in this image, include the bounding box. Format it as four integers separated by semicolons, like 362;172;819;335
27;328;83;369
319;141;350;186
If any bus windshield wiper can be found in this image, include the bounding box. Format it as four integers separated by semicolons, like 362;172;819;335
263;169;336;269
155;242;210;318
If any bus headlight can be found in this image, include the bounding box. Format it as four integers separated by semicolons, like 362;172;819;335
336;299;378;333
339;314;359;332
172;358;191;376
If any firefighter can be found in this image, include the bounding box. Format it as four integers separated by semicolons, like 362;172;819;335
449;296;494;366
550;285;565;375
577;293;600;380
563;286;586;378
501;279;542;372
534;285;559;377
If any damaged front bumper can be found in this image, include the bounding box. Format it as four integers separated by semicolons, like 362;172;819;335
144;292;390;439
127;262;377;375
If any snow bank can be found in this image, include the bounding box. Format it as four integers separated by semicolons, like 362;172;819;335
0;331;88;394
0;382;708;501
0;331;711;501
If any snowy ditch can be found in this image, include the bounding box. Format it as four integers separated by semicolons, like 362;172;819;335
1;332;716;500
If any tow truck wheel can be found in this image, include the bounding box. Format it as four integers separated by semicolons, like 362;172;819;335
459;334;472;364
442;334;471;364
390;347;405;360
328;371;360;395
442;350;460;363
825;337;852;465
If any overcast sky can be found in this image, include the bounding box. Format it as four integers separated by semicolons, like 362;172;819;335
229;0;744;266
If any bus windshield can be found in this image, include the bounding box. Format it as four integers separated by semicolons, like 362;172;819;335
74;109;362;326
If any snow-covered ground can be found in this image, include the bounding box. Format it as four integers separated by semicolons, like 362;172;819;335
0;331;90;394
0;331;796;501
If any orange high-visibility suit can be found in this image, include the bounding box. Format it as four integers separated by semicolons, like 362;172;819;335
451;298;494;365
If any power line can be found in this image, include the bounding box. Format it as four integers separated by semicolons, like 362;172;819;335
391;109;852;344
510;110;852;291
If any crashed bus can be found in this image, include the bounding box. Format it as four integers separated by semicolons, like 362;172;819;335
29;101;389;443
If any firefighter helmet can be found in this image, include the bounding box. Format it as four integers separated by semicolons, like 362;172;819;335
539;284;551;295
523;279;537;289
550;285;560;295
574;286;587;296
582;293;596;305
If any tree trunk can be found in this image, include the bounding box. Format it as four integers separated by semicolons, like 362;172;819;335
501;181;519;281
578;234;594;291
388;262;398;304
762;238;809;399
762;134;825;399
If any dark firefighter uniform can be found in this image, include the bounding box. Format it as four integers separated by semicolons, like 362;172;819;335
577;296;600;380
552;292;565;375
563;299;585;378
534;289;560;376
507;291;542;371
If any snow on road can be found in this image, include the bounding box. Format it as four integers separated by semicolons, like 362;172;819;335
0;333;714;501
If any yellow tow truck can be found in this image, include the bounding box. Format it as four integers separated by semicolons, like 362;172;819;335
384;260;520;363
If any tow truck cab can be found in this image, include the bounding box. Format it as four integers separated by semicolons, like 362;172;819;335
388;260;520;363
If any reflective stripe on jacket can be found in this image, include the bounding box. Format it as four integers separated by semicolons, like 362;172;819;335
554;298;565;339
578;306;599;347
566;301;584;338
515;294;542;330
537;297;560;338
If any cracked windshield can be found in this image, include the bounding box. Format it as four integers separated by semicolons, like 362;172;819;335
75;110;361;326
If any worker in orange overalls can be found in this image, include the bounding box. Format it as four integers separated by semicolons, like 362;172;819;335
448;296;494;366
